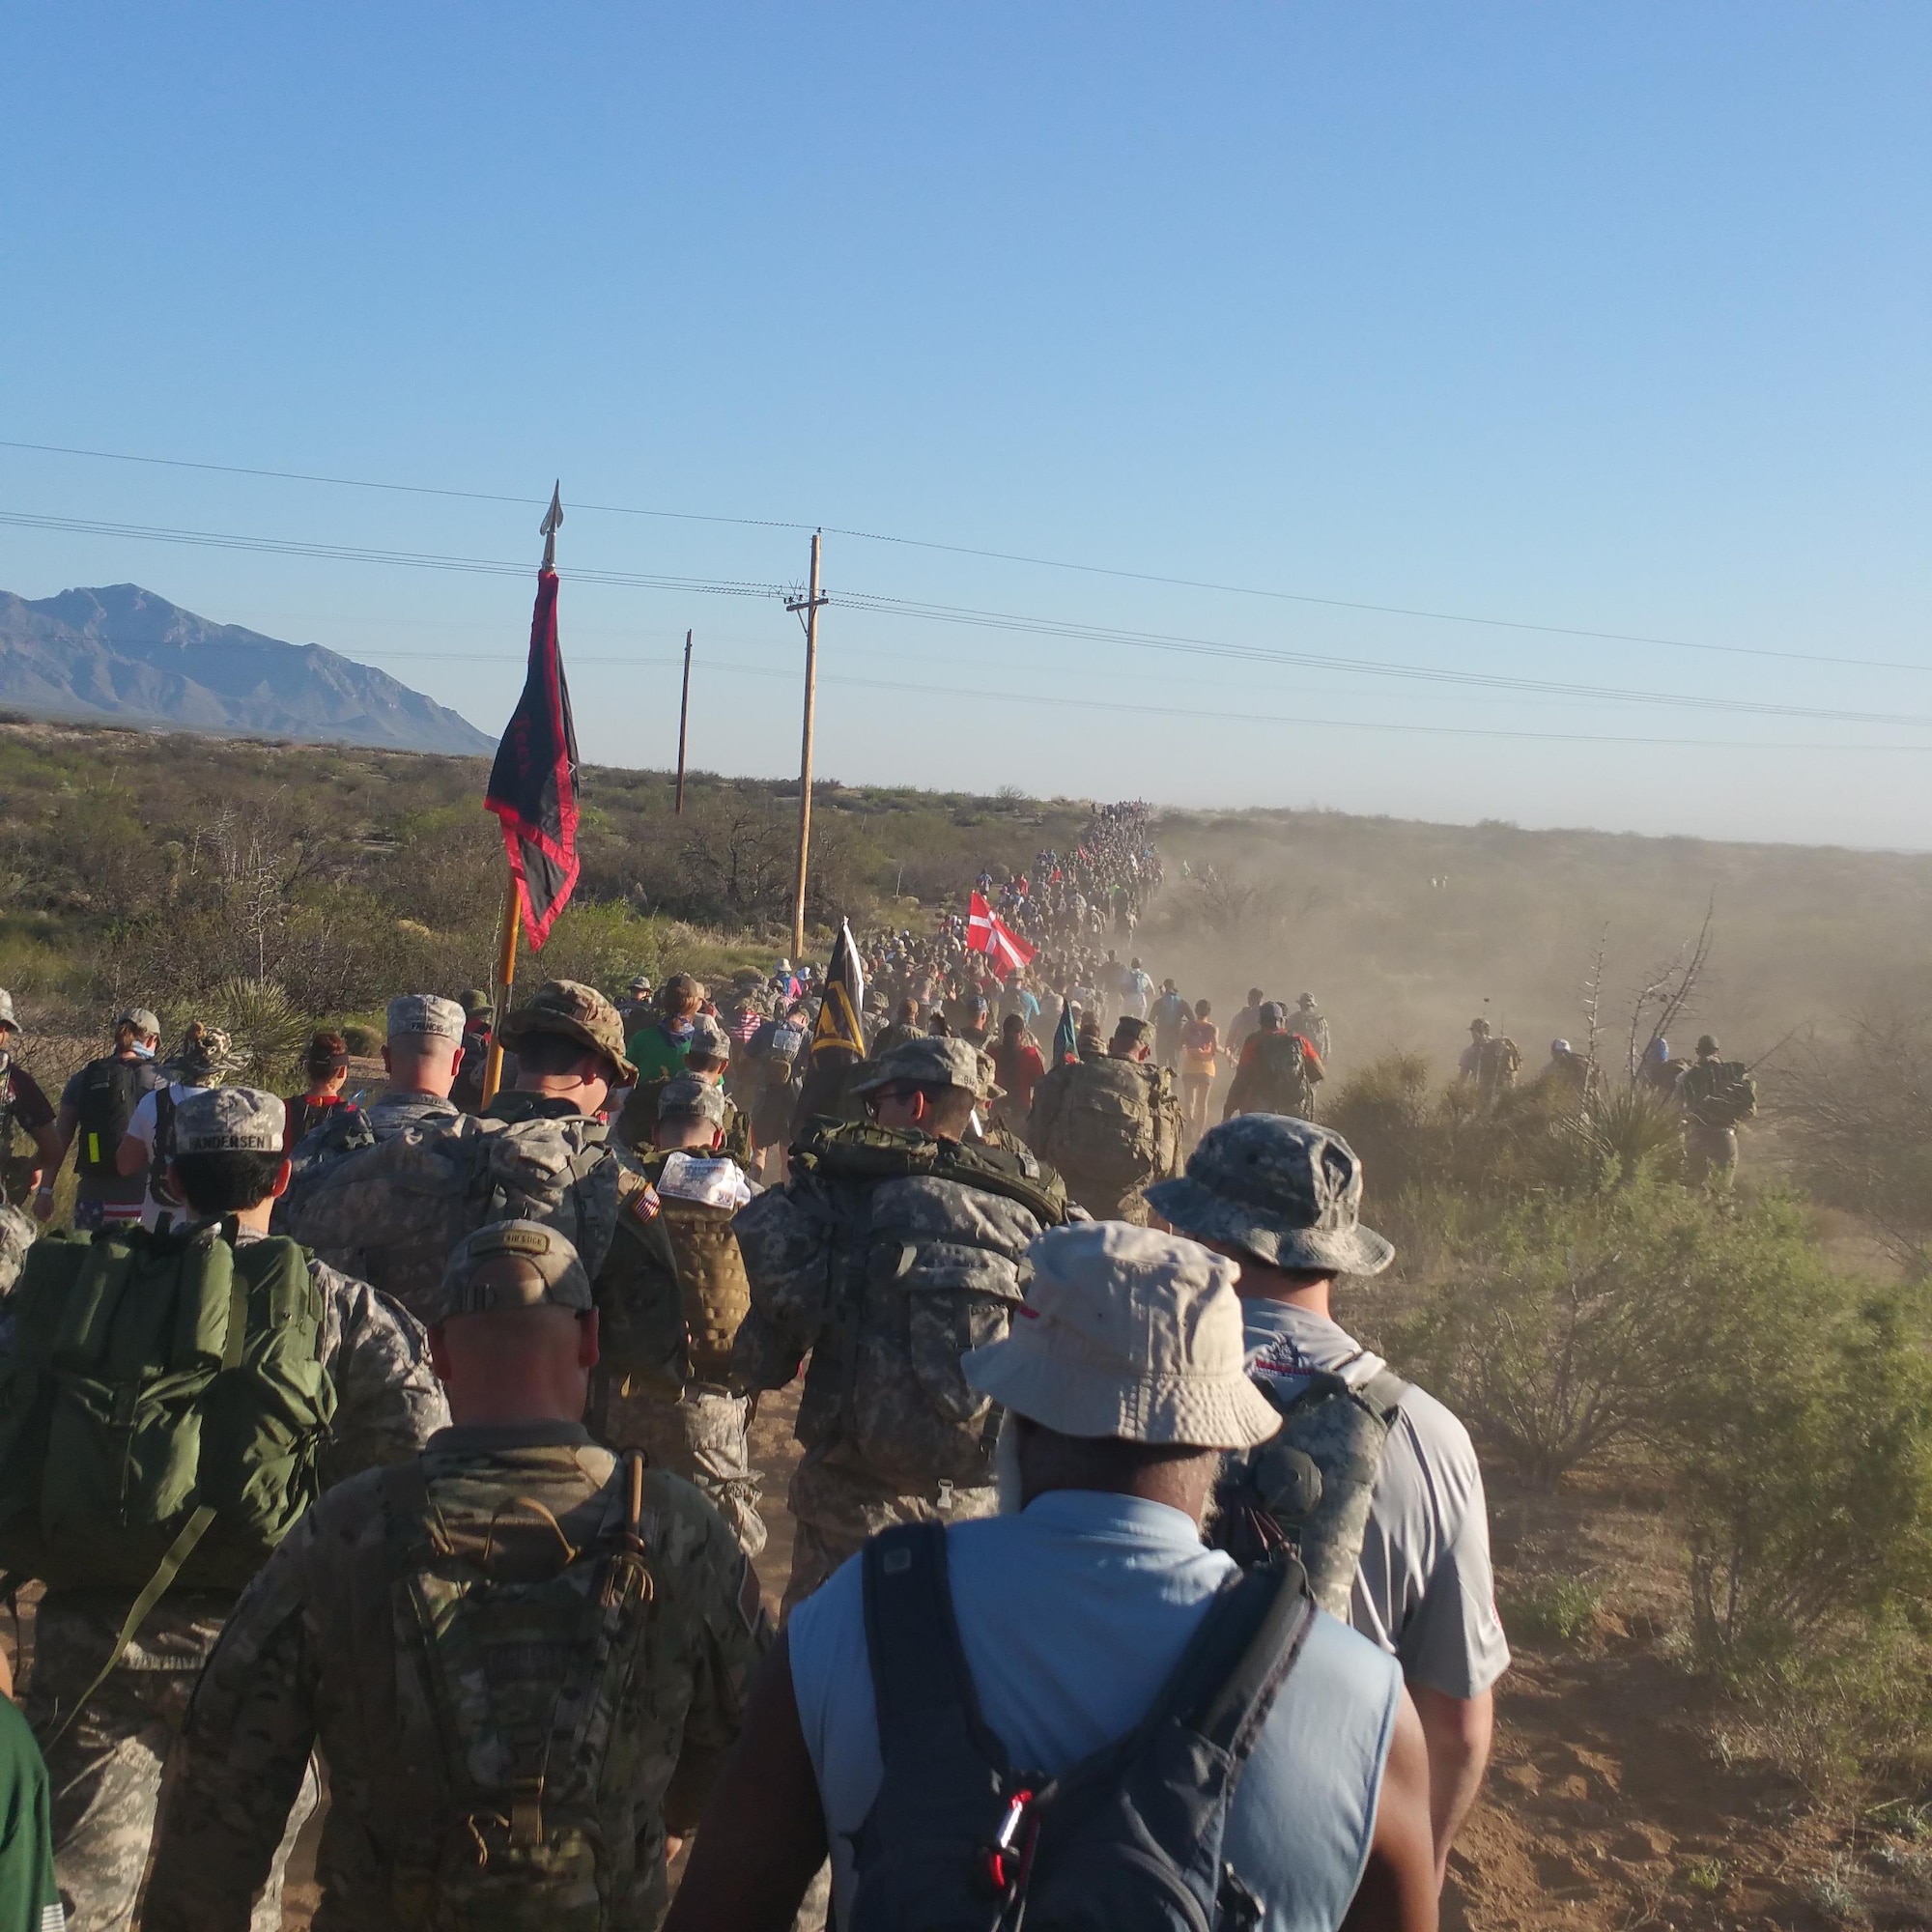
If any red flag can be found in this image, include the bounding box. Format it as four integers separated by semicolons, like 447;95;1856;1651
967;891;995;952
484;568;581;949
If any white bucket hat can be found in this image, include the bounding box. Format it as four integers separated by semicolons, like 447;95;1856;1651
962;1223;1281;1452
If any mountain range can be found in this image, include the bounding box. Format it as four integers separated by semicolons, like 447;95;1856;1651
0;583;494;755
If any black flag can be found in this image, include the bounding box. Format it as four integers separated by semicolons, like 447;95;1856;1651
484;565;580;948
810;919;867;1063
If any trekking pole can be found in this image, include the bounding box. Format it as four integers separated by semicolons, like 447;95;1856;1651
482;875;521;1106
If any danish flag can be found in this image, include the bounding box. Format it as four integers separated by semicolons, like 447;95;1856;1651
967;892;1037;977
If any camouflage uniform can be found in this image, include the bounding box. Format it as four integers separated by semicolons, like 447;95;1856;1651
143;1214;760;1930
731;1038;1066;1616
595;1122;767;1559
27;1235;447;1932
0;1200;36;1296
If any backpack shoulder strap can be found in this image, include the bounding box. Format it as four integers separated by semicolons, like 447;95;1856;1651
861;1520;1008;1775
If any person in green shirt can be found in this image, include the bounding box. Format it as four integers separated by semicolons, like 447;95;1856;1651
626;974;703;1084
0;1685;63;1929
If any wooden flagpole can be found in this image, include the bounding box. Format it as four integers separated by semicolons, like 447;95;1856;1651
481;875;522;1104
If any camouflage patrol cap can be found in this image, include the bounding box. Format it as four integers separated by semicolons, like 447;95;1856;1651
685;1014;731;1064
497;980;638;1082
657;1075;726;1126
174;1085;287;1154
431;1219;594;1322
851;1034;991;1099
0;989;20;1035
1145;1116;1395;1278
387;993;467;1042
1112;1015;1152;1047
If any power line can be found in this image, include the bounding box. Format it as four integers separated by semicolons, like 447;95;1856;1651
345;644;1932;753
6;504;1929;733
4;434;1926;677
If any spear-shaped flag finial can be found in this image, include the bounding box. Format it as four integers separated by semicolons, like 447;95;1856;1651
540;481;564;573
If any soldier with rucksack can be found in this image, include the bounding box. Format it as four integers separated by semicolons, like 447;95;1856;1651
1223;1001;1324;1122
50;1008;164;1233
0;990;68;1217
114;1021;241;1231
1148;1118;1510;1890
8;1087;446;1929
143;1219;771;1932
597;1075;765;1556
1027;1014;1182;1223
733;1036;1069;1614
668;1223;1436;1932
1676;1033;1757;1186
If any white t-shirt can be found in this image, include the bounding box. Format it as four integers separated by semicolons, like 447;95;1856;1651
120;1082;199;1231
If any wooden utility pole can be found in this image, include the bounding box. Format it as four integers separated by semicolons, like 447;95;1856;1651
674;629;693;813
785;532;827;965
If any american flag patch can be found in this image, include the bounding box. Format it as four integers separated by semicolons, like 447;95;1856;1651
630;1183;662;1225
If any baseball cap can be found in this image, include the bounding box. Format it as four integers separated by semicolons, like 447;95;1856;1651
657;1075;726;1127
173;1085;287;1154
497;980;638;1082
1258;1002;1288;1028
1145;1116;1395;1278
118;1008;162;1037
686;1014;731;1064
387;994;467;1042
429;1220;593;1322
961;1223;1280;1450
851;1035;991;1099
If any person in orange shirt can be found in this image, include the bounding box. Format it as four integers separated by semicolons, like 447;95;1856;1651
1179;999;1221;1147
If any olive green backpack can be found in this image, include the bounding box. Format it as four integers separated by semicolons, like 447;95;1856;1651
0;1222;336;1690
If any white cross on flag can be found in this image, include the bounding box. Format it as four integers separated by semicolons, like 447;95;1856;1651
967;891;1037;977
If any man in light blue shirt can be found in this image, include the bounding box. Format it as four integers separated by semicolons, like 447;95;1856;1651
666;1223;1436;1932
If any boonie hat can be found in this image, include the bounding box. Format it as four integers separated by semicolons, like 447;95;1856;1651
851;1035;991;1099
657;1075;726;1127
169;1023;238;1084
498;980;638;1083
1145;1116;1395;1277
119;1008;162;1037
430;1219;593;1322
961;1223;1280;1451
174;1085;287;1154
387;993;467;1042
457;988;494;1018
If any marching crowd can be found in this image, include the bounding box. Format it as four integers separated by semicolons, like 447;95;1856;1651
0;804;1502;1932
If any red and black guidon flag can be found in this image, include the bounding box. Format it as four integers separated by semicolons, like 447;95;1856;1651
485;565;581;949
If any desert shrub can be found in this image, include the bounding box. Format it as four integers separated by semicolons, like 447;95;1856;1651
1391;1178;1744;1486
1681;1283;1932;1669
194;978;317;1089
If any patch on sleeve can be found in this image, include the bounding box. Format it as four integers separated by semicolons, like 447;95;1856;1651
629;1181;662;1225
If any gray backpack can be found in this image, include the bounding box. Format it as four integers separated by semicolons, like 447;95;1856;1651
1211;1356;1408;1615
289;1116;618;1325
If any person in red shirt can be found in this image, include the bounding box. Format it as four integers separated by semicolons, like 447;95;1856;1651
989;1011;1046;1136
282;1030;359;1150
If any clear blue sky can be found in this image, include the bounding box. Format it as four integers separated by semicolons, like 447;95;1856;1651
4;4;1928;846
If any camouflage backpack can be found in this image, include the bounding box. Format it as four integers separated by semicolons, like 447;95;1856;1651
1210;1355;1409;1616
1041;1058;1163;1196
384;1452;658;1931
0;1224;334;1719
738;1122;1065;1492
1688;1060;1758;1129
290;1117;618;1326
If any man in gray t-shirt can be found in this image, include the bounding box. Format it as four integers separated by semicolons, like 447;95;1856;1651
1150;1116;1509;1890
